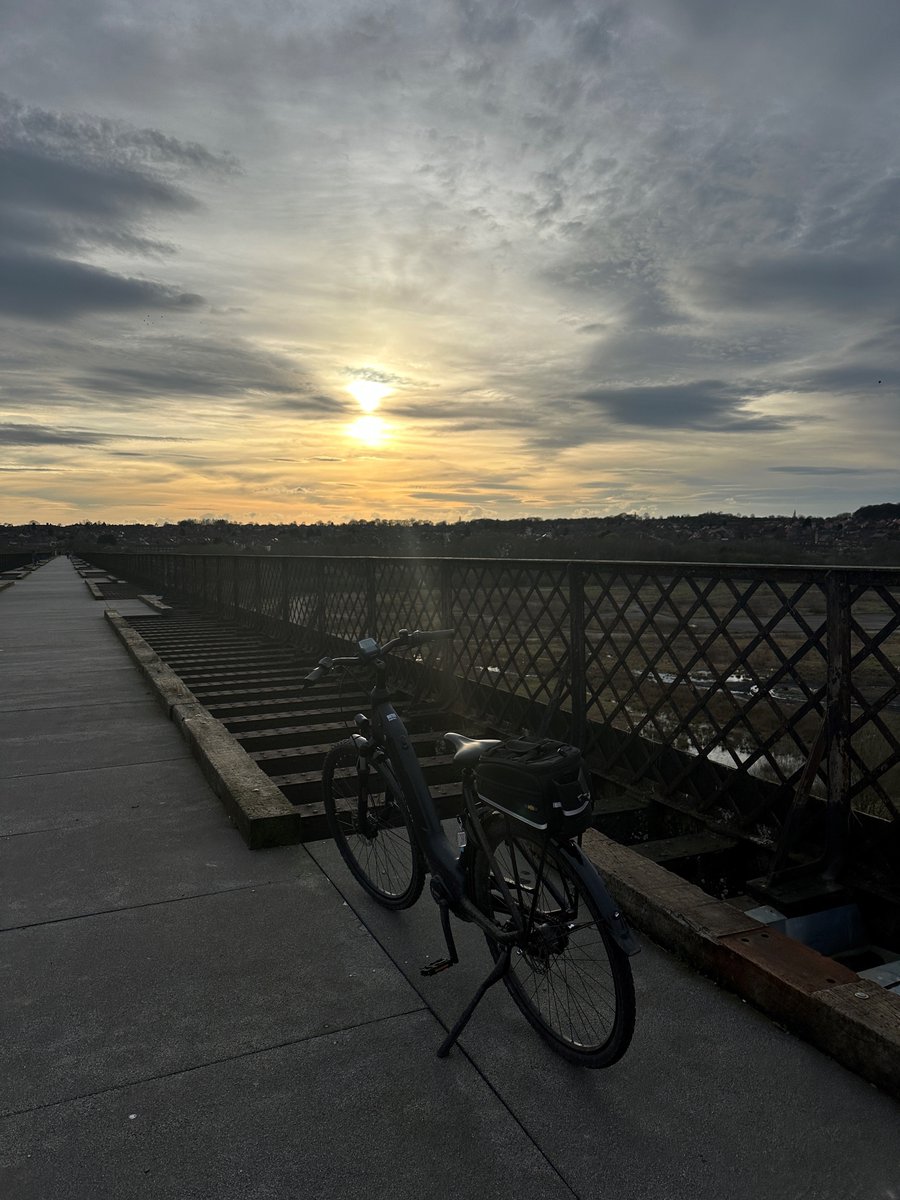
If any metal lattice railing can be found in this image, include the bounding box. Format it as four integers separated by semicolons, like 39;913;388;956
84;550;900;876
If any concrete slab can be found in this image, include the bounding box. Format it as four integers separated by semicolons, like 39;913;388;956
0;632;115;653
306;835;900;1200
0;673;152;715
0;795;309;928
0;643;132;666
0;756;229;835
0;1011;573;1200
0;876;423;1115
0;700;189;779
102;599;167;619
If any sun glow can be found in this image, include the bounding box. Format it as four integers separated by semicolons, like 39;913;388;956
347;378;392;412
347;415;389;447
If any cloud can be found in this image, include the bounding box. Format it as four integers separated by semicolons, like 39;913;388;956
69;335;321;409
272;395;348;415
693;253;900;319
575;381;789;432
409;489;522;503
769;466;887;476
0;464;67;472
0;144;198;223
343;366;414;387
0;422;114;446
0;252;202;320
786;365;899;395
0;421;191;447
0;94;223;322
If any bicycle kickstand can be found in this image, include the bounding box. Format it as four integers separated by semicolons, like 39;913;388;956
421;896;459;977
436;948;512;1059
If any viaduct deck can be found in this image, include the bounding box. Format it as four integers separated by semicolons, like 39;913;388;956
1;556;898;1200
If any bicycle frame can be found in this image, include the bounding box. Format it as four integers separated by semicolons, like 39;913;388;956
350;662;638;957
352;680;490;918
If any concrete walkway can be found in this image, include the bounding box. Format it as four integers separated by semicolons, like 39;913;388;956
1;557;898;1200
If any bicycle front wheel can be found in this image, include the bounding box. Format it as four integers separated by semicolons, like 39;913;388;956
472;817;635;1067
323;739;425;909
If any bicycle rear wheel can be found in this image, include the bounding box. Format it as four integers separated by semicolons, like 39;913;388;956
323;739;425;909
472;817;635;1067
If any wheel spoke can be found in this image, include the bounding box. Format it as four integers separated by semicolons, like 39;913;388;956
476;822;635;1065
323;740;424;909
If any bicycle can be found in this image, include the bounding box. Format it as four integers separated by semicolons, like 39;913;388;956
305;628;639;1067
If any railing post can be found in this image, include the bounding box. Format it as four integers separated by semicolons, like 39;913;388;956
280;559;291;637
232;556;239;618
440;559;454;631
215;555;223;619
253;556;262;626
569;562;587;748
438;559;457;705
315;558;326;649
825;570;852;880
365;559;377;638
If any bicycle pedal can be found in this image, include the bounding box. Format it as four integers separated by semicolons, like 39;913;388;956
421;957;454;977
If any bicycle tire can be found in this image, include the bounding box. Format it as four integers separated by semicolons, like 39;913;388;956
323;739;425;910
471;816;635;1067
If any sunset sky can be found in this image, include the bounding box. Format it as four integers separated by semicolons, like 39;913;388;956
2;0;899;524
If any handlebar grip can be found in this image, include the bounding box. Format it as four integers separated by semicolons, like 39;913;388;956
303;656;334;685
416;628;455;643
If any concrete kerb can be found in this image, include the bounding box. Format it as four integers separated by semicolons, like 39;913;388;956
0;580;13;594
104;609;302;850
138;594;173;616
582;827;900;1100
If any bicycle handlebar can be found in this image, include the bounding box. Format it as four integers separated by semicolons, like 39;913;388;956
383;627;454;652
301;627;454;686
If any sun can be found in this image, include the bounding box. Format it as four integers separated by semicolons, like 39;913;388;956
347;415;389;447
347;378;392;413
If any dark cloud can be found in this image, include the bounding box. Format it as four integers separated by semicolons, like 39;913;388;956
693;254;900;319
0;144;197;222
0;93;236;172
0;252;202;320
67;335;323;410
786;365;899;394
0;421;191;447
575;381;788;432
0;94;221;323
270;395;348;415
0;422;114;446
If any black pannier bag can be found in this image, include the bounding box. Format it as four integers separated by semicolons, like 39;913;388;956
475;737;593;837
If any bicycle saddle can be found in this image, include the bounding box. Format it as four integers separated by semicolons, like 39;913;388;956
442;731;502;767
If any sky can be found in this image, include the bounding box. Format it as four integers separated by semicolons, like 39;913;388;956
1;0;899;525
